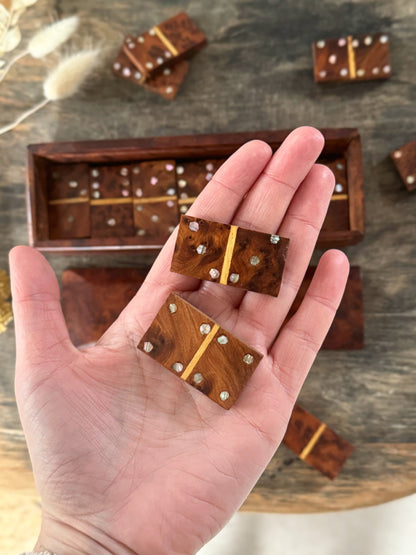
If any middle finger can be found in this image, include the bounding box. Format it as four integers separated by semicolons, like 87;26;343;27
192;126;325;318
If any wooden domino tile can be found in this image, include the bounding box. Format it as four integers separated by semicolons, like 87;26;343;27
123;12;206;80
390;140;416;191
321;157;350;234
142;61;190;100
48;163;90;200
113;44;190;99
283;404;354;479
133;199;178;242
131;160;178;240
324;157;348;195
89;164;134;238
113;43;147;85
62;268;146;347
176;159;225;215
47;163;90;239
48;203;90;240
171;215;289;297
138;293;263;409
313;33;391;83
131;160;177;198
286;266;364;350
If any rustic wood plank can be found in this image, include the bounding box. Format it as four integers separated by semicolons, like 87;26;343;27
243;443;416;513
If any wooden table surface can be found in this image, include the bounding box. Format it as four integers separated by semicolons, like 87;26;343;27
1;0;415;550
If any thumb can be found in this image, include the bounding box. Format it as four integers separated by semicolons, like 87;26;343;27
9;246;75;386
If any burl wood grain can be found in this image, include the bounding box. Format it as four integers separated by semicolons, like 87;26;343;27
176;158;225;196
88;164;133;200
122;33;169;79
287;266;364;350
284;405;354;480
138;293;263;409
230;226;289;296
313;32;391;83
48;202;91;240
115;40;190;99
171;215;229;279
390;140;416;192
60;265;363;354
131;160;177;198
159;12;207;56
47;162;90;200
142;61;190;100
113;44;147;85
123;12;206;79
171;215;289;296
61;268;147;346
133;199;178;242
90;202;134;238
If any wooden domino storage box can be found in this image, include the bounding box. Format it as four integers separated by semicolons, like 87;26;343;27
26;128;364;253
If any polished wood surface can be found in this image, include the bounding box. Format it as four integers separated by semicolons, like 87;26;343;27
313;32;392;83
171;215;290;296
138;292;263;410
390;139;416;191
1;0;415;551
283;404;355;480
121;12;207;80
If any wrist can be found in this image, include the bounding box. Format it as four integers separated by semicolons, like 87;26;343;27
35;514;137;555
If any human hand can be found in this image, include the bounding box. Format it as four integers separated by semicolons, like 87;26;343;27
10;127;349;555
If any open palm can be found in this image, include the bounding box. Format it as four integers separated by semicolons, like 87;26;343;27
10;127;349;555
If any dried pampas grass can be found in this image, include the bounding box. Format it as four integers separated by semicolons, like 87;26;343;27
29;15;79;58
43;47;100;100
0;48;101;135
0;15;79;82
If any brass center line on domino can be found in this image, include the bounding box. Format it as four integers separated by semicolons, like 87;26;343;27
134;195;177;204
153;26;179;57
299;423;327;460
178;197;197;205
220;225;238;285
90;198;133;206
347;36;356;79
48;197;90;205
181;324;220;381
331;193;348;201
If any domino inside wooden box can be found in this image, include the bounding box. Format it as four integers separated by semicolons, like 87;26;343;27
26;129;364;253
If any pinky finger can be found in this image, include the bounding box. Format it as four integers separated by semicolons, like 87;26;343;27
270;250;350;402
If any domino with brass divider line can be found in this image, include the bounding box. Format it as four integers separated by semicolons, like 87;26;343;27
138;293;263;409
171;215;290;297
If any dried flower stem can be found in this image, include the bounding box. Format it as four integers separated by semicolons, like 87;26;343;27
0;48;101;135
0;48;27;81
0;16;79;83
0;97;49;134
